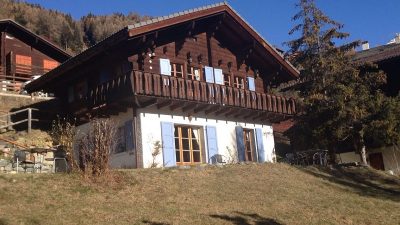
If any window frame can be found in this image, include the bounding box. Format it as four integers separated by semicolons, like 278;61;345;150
233;76;244;89
43;59;59;71
174;125;203;165
243;129;256;162
224;73;231;86
171;63;184;78
187;66;201;81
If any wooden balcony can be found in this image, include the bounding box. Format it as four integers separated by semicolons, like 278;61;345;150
80;70;296;122
131;70;296;116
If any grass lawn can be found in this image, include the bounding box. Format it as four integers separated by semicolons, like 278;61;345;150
0;163;399;225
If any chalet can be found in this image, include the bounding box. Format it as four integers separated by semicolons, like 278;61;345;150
25;2;299;168
0;19;71;93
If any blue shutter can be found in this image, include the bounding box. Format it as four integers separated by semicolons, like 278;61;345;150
205;66;214;83
124;120;134;151
247;77;255;91
235;126;245;162
214;68;224;85
206;126;218;163
161;122;176;167
255;128;265;162
160;58;171;75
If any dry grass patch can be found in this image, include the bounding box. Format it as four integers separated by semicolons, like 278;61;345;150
0;163;399;225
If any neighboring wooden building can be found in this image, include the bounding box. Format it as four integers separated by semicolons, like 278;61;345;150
337;41;400;174
354;41;400;97
0;19;71;92
26;3;299;168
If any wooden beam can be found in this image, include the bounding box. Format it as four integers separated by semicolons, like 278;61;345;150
205;105;220;115
225;108;237;117
141;99;158;108
232;109;245;118
242;111;254;120
157;100;173;109
187;21;196;36
251;112;264;121
194;104;210;113
182;103;198;112
215;107;231;116
261;112;277;122
271;114;287;123
170;102;185;111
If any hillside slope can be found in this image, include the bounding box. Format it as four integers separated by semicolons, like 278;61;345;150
0;0;149;54
0;163;399;225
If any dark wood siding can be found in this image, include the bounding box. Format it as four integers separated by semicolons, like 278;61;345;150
4;31;59;69
129;30;266;93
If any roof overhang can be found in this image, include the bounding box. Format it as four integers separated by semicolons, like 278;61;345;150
353;43;400;64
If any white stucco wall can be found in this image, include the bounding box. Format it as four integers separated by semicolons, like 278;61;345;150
337;152;361;164
337;147;400;175
72;106;278;169
139;107;276;168
74;108;136;169
370;146;400;175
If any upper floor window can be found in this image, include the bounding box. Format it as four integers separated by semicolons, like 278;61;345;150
43;59;59;71
171;63;184;78
15;55;32;75
224;74;231;86
15;55;31;66
233;76;244;89
187;66;201;81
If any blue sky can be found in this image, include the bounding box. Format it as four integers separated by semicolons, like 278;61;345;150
25;0;400;50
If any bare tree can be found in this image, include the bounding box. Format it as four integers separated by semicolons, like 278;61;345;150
150;141;161;168
79;118;117;177
51;116;77;171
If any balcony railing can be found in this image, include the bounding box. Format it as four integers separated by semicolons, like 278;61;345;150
85;71;295;115
0;64;53;93
131;70;296;115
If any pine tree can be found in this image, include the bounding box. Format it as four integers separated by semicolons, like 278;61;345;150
285;0;399;165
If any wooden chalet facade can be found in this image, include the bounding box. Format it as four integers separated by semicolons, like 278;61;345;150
0;19;71;92
26;3;299;168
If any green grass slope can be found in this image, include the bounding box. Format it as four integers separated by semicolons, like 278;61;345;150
0;163;399;225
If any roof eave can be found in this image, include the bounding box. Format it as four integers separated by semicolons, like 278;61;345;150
0;19;72;59
25;27;129;93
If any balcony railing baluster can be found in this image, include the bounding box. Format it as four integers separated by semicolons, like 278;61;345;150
177;78;186;99
186;79;193;100
200;82;207;102
193;81;200;101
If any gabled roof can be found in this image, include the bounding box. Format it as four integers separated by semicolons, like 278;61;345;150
354;42;400;64
0;19;72;61
26;2;299;92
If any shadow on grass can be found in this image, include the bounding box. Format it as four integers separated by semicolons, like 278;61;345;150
210;211;284;225
142;220;170;225
298;165;400;202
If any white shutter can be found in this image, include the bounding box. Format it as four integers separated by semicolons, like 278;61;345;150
214;68;224;85
247;76;255;91
204;66;214;83
160;58;171;76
